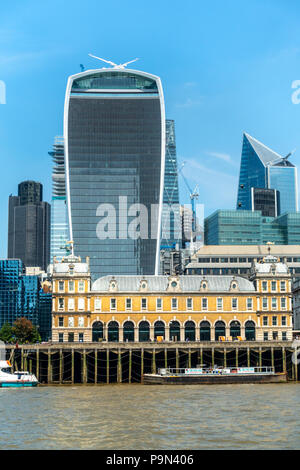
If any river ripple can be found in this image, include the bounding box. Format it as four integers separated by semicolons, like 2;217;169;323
0;384;299;450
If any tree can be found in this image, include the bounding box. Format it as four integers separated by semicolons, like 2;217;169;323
0;323;13;343
12;318;41;344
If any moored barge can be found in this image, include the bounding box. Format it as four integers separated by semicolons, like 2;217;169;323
143;366;287;384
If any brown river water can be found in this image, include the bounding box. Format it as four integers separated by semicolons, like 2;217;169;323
0;383;299;450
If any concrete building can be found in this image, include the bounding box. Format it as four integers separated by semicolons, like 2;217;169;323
51;254;292;343
185;244;300;278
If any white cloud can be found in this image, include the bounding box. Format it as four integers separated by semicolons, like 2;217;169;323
206;151;234;164
175;97;203;108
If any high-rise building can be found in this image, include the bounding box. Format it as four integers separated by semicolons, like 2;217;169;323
161;120;181;250
0;259;52;340
64;67;165;280
251;188;279;217
237;133;298;215
49;137;69;262
8;181;50;271
204;210;300;246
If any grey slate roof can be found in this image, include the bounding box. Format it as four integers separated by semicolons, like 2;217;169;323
91;275;255;293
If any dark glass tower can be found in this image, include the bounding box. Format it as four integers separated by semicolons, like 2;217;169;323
8;181;50;271
237;133;298;215
64;68;165;280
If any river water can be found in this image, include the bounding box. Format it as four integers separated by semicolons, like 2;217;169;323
0;384;299;450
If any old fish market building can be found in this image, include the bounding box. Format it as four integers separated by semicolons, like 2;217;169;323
51;254;293;343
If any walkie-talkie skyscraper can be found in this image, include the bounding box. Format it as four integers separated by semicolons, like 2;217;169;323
64;64;165;279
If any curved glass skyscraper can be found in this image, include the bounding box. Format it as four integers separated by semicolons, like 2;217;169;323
64;68;165;279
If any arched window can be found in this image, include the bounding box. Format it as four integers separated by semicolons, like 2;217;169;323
169;321;181;341
230;321;241;339
185;321;195;341
245;321;256;341
215;321;226;341
123;321;134;342
154;321;165;340
92;321;103;342
139;321;150;342
108;321;119;342
200;321;211;341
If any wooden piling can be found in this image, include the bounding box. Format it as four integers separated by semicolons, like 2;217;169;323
94;350;98;384
175;348;179;370
129;349;132;384
47;349;51;384
282;347;286;373
59;349;63;384
188;349;191;368
71;348;74;384
152;349;156;374
247;347;250;367
106;350;110;384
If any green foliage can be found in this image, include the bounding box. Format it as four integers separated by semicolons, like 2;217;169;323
0;323;13;343
11;317;41;344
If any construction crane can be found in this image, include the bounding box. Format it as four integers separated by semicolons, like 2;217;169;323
178;161;199;249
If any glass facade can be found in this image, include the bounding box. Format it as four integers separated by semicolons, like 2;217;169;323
161;119;181;250
205;210;300;245
268;166;298;214
49;137;69;262
0;259;51;340
237;133;298;215
65;70;165;280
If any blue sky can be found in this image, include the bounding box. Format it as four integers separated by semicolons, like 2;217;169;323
1;0;300;257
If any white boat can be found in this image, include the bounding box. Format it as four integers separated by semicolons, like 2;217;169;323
0;361;38;387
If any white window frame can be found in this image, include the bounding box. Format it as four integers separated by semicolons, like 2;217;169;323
126;298;132;310
68;280;75;293
141;298;147;310
262;281;268;292
202;298;208;311
217;297;223;311
271;298;277;310
281;297;287;310
110;298;117;311
78;298;85;311
247;298;253;311
156;298;162;310
78;281;85;293
58;281;64;293
94;298;101;312
68;316;74;327
232;298;238;311
68;298;75;311
262;298;268;310
271;281;277;292
78;316;84;327
171;298;178;311
58;298;64;310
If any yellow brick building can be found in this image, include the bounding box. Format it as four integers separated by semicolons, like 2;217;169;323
51;254;293;343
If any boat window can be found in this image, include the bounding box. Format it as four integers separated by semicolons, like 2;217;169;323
1;368;12;374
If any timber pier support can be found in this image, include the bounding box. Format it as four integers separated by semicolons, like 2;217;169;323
5;341;299;384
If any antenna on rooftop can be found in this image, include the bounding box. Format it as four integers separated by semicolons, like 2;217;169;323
88;54;139;69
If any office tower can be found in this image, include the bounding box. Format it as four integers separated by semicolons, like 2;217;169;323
204;210;300;245
0;259;52;340
251;188;279;217
49;137;69;262
64;67;165;279
237;133;298;215
8;181;50;271
161;120;181;250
